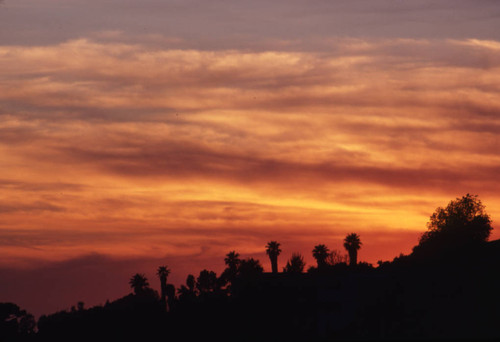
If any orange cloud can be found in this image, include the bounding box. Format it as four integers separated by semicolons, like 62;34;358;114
1;37;500;278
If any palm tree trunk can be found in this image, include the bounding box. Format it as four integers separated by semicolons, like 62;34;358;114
160;277;167;310
349;250;357;266
271;255;278;273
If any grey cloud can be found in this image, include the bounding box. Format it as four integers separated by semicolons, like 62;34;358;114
0;126;44;145
0;229;115;248
0;179;85;192
2;40;499;128
46;136;494;193
1;0;500;48
0;201;65;214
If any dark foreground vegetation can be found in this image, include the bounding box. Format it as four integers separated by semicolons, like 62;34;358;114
2;194;500;341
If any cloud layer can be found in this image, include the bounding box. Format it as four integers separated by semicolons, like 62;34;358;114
1;37;499;269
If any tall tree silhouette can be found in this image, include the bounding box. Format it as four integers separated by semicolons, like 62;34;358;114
157;265;171;306
414;193;492;257
312;244;330;269
266;241;282;273
129;273;149;295
283;253;306;273
344;233;362;266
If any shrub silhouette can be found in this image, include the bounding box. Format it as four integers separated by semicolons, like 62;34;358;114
283;253;306;273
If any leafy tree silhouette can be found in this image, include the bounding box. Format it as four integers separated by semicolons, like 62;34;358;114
157;265;171;306
238;258;264;278
178;274;197;301
129;273;149;295
283;253;306;273
266;241;282;273
312;244;330;269
344;233;362;266
186;274;196;292
0;302;35;341
196;270;218;294
327;249;348;266
231;258;264;299
413;194;492;257
77;301;85;311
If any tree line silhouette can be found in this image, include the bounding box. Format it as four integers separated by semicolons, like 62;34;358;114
2;194;500;341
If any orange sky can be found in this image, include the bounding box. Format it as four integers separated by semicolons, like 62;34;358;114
1;1;500;317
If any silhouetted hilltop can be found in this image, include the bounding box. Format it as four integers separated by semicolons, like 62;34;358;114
3;195;500;341
30;244;500;341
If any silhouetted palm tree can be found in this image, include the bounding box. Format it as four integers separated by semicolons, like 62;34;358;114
221;251;241;288
283;253;306;273
312;244;330;269
225;251;241;270
165;284;176;311
266;241;282;273
157;265;171;305
344;233;362;266
129;273;149;295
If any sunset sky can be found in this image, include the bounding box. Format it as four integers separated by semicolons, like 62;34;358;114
1;0;500;317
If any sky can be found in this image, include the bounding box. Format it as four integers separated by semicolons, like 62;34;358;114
1;0;500;317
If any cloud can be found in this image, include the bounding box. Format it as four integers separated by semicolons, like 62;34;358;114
0;179;85;192
1;38;500;127
3;0;500;48
0;201;65;214
41;137;487;193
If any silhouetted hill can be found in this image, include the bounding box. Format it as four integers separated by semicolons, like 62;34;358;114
5;238;500;341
